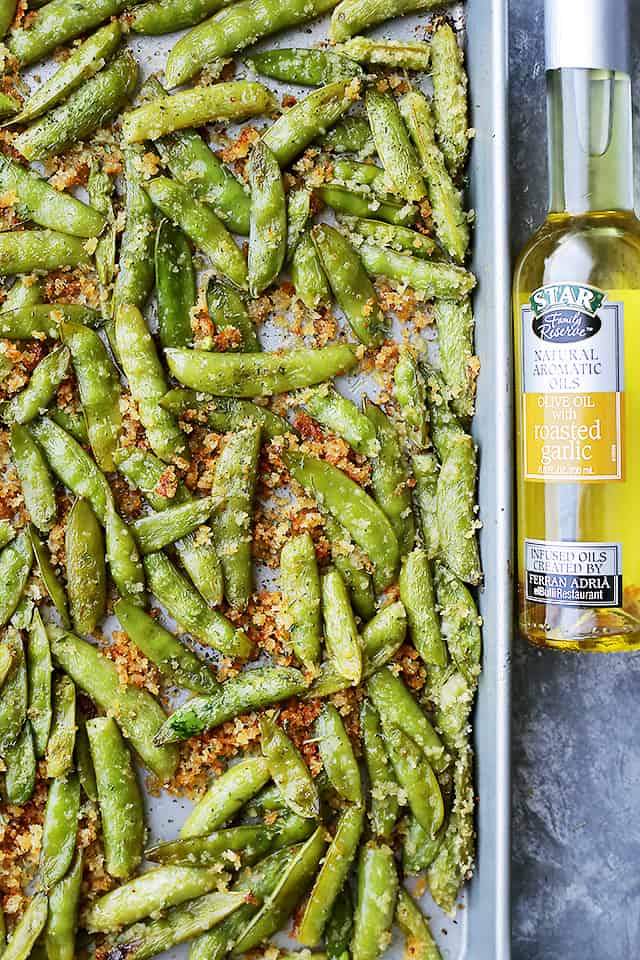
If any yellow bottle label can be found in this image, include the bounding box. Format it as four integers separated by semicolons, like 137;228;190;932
521;282;624;482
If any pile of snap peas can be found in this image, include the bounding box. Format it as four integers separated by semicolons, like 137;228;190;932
0;0;482;957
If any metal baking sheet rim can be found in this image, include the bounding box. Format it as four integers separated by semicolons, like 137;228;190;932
123;2;514;958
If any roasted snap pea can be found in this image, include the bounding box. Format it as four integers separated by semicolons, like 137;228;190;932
291;231;332;310
399;547;447;666
403;814;445;876
146;824;272;868
322;567;362;684
365;88;426;203
248;141;286;297
427;746;475;914
430;22;470;176
435;563;482;686
45;673;76;778
132;496;218;555
103;496;146;606
1;277;42;314
247;47;362;85
65;498;107;634
44;849;83;960
382;724;444;836
286;187;312;261
131;0;230;34
161;390;291;439
364;398;415;554
342;215;438;259
113;146;156;319
0;303;99;337
88;164;117;314
26;609;52;757
396;887;442;960
155;219;195;350
361;699;399;841
10;425;57;533
319;115;373;154
263;80;358;167
301;384;379;458
351;842;398;960
324;517;376;622
75;711;98;802
261;717;319;820
1;346;70;426
338;36;431;70
0;232;89;276
206;280;260;353
317;183;418;228
0;630;27;754
330;0;441;42
47;409;89;444
332;158;387;195
40;773;80;889
180;756;271;838
411;452;440;559
437;434;481;585
316;703;362;804
0;530;32;628
358;242;476;299
1;892;48;960
280;532;322;669
393;347;429;448
368;667;447;773
9;0;130;64
424;366;467;463
434;298;477;418
4;720;37;805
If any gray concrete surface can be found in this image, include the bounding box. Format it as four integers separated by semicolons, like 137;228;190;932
510;2;640;957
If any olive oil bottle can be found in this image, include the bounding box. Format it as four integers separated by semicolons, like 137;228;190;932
513;0;640;651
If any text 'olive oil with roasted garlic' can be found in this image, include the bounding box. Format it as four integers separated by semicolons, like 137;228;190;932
513;0;640;651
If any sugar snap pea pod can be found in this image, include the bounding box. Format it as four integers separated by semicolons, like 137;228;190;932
61;322;121;471
88;865;230;932
0;154;105;238
162;390;292;439
322;567;362;684
0;303;100;338
316;703;361;804
45;849;83;960
399;548;446;667
363;398;415;554
49;408;88;444
286;188;311;261
181;756;271;838
0;231;89;276
432;669;473;753
45;673;76;778
123;82;276;143
435;563;481;685
10;596;33;630
10;425;57;533
312;223;386;346
403;814;445;875
155;665;306;745
165;0;339;88
412;455;439;553
298;805;364;947
396;888;442;960
40;773;80;889
435;298;477;418
104;498;146;605
341;215;437;259
65;498;106;634
74;711;98;801
116;304;187;463
326;887;353;960
430;23;469;176
166;343;357;398
427;746;475;914
1;346;70;426
0;530;32;628
146;824;272;867
351;842;398;960
131;0;231;34
393;348;429;448
50;630;179;781
280;532;322;669
285;450;399;590
317;183;417;228
338;36;431;70
330;0;441;42
132;496;218;555
332;158;386;194
437;434;481;585
248;141;286;297
113;146;155;321
301;385;380;457
0;0;17;39
145;177;247;290
1;892;48;960
14;51;138;160
319;115;373;154
264;79;358;167
4;720;36;804
1;277;42;313
155;220;195;351
247;48;361;85
383;724;444;835
0;630;26;753
261;717;319;820
144;552;249;657
87;715;144;879
323;515;375;621
8;0;133;64
359;243;476;300
367;668;447;773
424;367;466;463
88;165;116;316
115;598;217;695
361;699;398;840
399;92;469;264
233;826;327;953
291;231;332;311
366;89;426;203
26;609;52;757
207;280;260;353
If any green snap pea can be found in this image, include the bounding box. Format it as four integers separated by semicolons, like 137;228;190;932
131;0;231;34
396;888;442;960
430;22;470;176
61;322;121;471
0;231;89;276
280;532;322;669
145;177;247;290
87;715;144;879
154;665;307;745
263;80;358;167
161;390;291;439
323;515;375;621
437;434;481;585
50;629;179;781
433;669;474;754
40;773;80;889
342;215;438;259
351;842;398;960
411;453;440;558
317;184;417;227
365;89;426;203
0;154;105;238
435;298;477;418
1;892;48;960
132;496;218;555
146;824;272;868
74;711;98;801
206;280;260;353
248;141;286;297
115;304;187;463
383;724;444;836
286;189;312;261
1;346;70;426
247;48;361;85
301;384;379;458
233;826;327;953
337;36;431;70
65;498;106;635
8;0;131;64
298;805;364;946
115;599;217;695
44;849;83;960
11;425;57;533
0;530;32;628
358;242;476;299
261;717;319;820
181;756;271;839
291;231;332;310
113;146;156;321
14;51;138;160
403;814;445;876
332;158;387;195
10;596;33;631
393;347;429;448
319;115;373;154
26;609;52;757
123;82;276;143
400;90;470;264
364;398;415;554
424;366;466;463
361;699;398;841
427;746;475;914
0;630;27;753
0;303;100;338
367;668;447;773
1;277;42;313
435;563;481;686
45;673;76;779
12;22;122;124
330;0;441;42
322;567;362;684
88;165;116;316
4;720;36;805
155;219;195;351
165;0;339;87
312;223;386;346
165;342;357;397
399;547;446;667
49;408;88;444
285;450;399;590
269;810;317;849
316;703;361;804
104;497;146;605
144;551;249;658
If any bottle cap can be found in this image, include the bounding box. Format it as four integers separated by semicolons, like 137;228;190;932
545;0;630;73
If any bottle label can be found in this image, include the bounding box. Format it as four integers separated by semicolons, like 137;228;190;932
521;282;624;481
524;538;623;607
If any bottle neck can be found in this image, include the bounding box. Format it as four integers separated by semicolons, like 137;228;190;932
547;68;634;215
